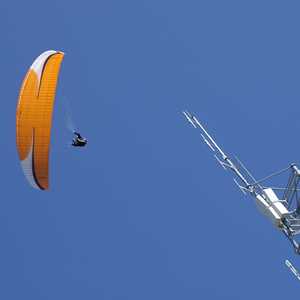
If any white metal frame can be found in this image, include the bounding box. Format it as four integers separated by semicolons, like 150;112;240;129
183;111;300;254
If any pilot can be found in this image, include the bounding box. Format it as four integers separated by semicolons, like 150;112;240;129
72;131;87;147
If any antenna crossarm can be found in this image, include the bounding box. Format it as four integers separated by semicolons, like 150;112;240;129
224;157;251;188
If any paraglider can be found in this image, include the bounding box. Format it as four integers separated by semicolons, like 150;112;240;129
16;50;64;190
72;131;87;147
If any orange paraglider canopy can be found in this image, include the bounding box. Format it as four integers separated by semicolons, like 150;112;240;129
16;50;64;190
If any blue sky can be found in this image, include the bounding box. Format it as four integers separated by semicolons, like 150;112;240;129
1;0;300;298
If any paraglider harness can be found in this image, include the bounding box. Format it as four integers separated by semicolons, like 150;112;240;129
72;132;87;147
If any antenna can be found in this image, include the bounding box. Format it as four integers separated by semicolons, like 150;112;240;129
285;260;300;281
183;110;300;255
182;111;251;191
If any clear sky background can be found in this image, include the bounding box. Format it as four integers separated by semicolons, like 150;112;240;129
0;0;300;299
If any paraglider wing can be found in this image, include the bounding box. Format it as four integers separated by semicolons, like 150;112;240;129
16;50;64;190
